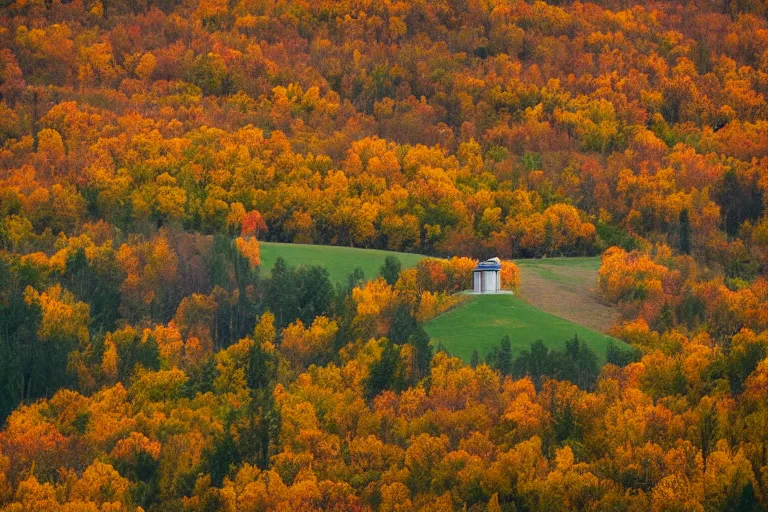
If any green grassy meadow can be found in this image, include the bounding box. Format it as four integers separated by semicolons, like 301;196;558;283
424;293;624;363
516;256;602;270
259;242;425;285
515;256;602;286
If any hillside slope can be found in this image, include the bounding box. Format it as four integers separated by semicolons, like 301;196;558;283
515;257;619;333
424;293;624;363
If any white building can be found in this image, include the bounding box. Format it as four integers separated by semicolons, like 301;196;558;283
473;257;502;293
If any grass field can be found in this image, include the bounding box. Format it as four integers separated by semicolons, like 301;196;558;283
424;293;624;363
516;256;602;286
259;242;425;285
514;256;618;334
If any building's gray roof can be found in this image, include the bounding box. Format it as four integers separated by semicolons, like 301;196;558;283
473;257;501;271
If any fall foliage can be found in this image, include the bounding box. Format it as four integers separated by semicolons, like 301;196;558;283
2;0;768;510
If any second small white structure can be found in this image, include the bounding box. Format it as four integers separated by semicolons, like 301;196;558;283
473;257;502;293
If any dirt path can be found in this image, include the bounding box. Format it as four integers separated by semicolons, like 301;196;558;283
516;260;619;333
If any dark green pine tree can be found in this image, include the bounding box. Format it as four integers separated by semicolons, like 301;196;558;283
263;257;296;329
494;335;513;376
679;208;691;254
713;169;765;238
653;302;675;333
470;349;479;368
699;403;718;472
408;324;433;379
366;341;403;399
205;414;239;487
606;341;640;367
379;255;402;286
346;267;366;291
388;303;417;345
560;335;598;390
117;331;160;381
715;169;743;238
63;247;122;332
244;332;280;470
732;481;761;512
295;265;333;326
513;340;551;389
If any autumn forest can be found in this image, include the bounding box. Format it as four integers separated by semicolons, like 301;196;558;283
2;0;768;510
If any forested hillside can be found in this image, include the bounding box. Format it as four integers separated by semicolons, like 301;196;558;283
2;0;768;510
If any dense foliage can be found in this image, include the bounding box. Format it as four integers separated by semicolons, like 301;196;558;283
2;0;768;510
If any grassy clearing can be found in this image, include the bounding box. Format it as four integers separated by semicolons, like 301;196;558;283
259;242;425;285
424;293;625;363
515;256;602;286
516;256;602;269
514;256;619;334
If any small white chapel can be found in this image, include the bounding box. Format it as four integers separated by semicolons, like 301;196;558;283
472;257;502;294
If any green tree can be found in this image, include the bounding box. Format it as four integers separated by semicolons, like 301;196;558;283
557;335;599;390
204;414;239;487
513;340;551;389
409;324;432;379
676;293;707;330
488;335;513;376
470;349;479;368
264;257;297;329
117;331;160;381
244;316;280;470
697;399;718;472
606;341;640;367
264;259;332;330
714;170;764;238
347;267;366;291
679;208;691;255
296;265;333;326
379;255;402;285
388;303;417;345
0;256;42;420
732;482;761;512
367;340;403;399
